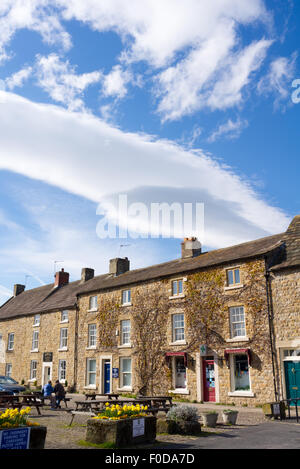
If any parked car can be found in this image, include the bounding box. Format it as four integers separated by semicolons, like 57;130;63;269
0;376;26;394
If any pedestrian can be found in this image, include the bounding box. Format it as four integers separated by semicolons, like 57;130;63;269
42;380;56;409
53;380;66;409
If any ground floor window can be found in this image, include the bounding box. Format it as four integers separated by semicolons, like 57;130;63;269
59;360;66;382
86;359;96;387
5;363;12;378
120;357;132;388
30;360;37;380
232;354;250;391
173;356;187;390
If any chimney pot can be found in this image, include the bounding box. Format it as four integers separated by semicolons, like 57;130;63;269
54;269;69;288
181;237;202;259
109;258;130;276
13;284;25;297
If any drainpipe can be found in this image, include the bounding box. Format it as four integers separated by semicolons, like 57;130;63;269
264;257;278;402
73;302;79;392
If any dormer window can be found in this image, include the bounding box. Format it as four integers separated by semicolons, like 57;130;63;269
89;295;98;311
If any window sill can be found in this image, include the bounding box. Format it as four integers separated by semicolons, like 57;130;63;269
169;295;185;300
86;346;97;350
58;348;68;352
84;385;96;390
117;387;132;392
88;309;98;313
228;391;255;397
121;303;132;307
32;324;40;328
31;349;39;353
169;340;187;346
224;284;244;291
60;320;69;324
169;389;190;395
226;337;249;343
118;344;132;349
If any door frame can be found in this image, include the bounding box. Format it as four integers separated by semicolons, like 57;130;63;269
99;355;112;394
42;362;53;387
197;351;219;402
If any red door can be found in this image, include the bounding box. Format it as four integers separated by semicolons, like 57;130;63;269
202;358;216;402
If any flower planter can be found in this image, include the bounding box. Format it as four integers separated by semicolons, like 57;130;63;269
199;412;218;427
0;426;47;449
86;416;156;447
222;410;238;425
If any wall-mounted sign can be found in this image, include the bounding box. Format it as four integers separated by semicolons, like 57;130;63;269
0;427;31;449
200;345;207;356
112;368;119;379
43;352;53;362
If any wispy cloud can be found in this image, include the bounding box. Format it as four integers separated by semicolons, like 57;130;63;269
208;118;249;143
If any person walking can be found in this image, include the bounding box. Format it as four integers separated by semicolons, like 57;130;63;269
42;380;56;409
53;380;66;409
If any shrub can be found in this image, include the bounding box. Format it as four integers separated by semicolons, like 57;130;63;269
167;405;199;422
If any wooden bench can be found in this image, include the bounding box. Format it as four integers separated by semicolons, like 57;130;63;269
0;394;44;415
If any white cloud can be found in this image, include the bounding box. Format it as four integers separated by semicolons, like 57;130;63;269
4;66;32;90
208;118;249;143
0;91;290;250
257;53;297;107
35;53;102;110
102;65;132;99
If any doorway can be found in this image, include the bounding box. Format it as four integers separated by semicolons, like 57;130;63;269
103;360;111;394
202;357;216;402
42;363;52;386
284;361;300;403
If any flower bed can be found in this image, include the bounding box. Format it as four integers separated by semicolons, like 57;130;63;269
86;403;156;447
0;408;47;449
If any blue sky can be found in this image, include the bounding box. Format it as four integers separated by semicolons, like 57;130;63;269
0;0;299;303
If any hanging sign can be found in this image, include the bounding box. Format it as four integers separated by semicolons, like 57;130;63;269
200;344;207;356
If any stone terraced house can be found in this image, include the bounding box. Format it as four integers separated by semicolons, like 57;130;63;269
0;215;299;406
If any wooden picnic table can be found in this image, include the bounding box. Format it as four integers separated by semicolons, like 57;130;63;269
0;393;44;415
84;393;120;400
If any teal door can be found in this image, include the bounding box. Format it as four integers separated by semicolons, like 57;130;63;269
284;361;300;403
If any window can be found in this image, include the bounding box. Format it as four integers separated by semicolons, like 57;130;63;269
121;289;131;305
86;358;96;386
61;310;68;322
89;296;98;311
88;324;97;348
172;279;183;296
7;333;14;351
32;331;39;351
227;268;241;286
172;314;185;342
59;328;68;349
120;357;132;388
230;306;246;338
5;363;12;378
59;360;66;382
232;354;250;391
33;314;40;326
30;360;37;380
121;320;131;346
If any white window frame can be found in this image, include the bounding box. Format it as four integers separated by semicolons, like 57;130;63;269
120;357;132;389
30;360;37;381
59;328;68;350
31;330;39;351
229;306;246;339
88;324;97;348
33;314;40;326
89;296;98;311
58;360;66;382
86;358;97;388
121;289;131;306
172;314;185;342
5;363;12;378
120;320;131;346
61;310;69;323
7;333;14;351
228;353;253;397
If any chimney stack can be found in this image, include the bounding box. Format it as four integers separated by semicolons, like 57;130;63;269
54;268;69;288
109;258;130;276
81;268;95;283
13;284;25;297
181;237;202;259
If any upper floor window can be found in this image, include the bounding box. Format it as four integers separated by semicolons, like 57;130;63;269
32;330;39;351
230;306;246;338
172;314;185;342
88;324;97;348
7;333;14;351
172;279;183;296
59;328;68;349
227;268;241;286
121;289;131;305
33;314;40;326
120;320;131;346
89;296;98;311
61;310;69;322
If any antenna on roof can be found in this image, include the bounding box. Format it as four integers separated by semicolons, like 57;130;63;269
54;260;64;275
118;244;131;257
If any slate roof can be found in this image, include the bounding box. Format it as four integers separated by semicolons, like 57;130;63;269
0;228;288;321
